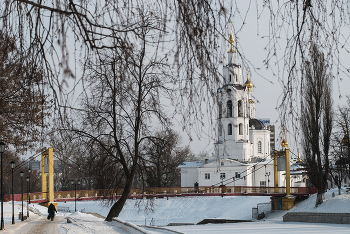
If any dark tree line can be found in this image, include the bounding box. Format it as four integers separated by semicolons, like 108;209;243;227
329;98;350;194
137;129;194;188
0;30;50;151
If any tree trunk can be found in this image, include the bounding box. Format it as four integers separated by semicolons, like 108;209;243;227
105;177;133;221
338;186;341;195
315;192;325;207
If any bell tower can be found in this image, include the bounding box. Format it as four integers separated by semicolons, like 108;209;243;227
215;29;252;162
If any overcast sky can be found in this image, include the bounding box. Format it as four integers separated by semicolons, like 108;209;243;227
38;1;350;160
182;2;350;158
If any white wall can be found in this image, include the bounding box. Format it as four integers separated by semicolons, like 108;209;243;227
249;164;274;187
180;168;198;187
249;129;270;158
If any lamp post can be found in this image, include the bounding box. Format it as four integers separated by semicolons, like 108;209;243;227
71;180;77;212
0;141;5;230
20;171;24;221
28;168;31;204
9;161;15;224
77;180;81;204
26;177;29;218
266;172;271;187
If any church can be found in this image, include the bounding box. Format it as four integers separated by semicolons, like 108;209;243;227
179;31;286;188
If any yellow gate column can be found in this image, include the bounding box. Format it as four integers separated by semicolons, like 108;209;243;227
285;148;291;196
48;148;54;203
273;151;278;193
41;150;47;199
280;130;294;210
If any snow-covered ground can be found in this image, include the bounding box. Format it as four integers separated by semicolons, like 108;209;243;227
1;188;350;233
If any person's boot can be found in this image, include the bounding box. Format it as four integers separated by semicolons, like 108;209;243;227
51;216;54;221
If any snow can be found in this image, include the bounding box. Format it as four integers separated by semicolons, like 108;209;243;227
1;188;350;233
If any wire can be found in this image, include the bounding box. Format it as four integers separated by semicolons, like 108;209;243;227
5;149;78;176
212;150;274;186
212;148;298;187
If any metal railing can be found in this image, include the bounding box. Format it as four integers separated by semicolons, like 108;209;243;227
16;186;316;202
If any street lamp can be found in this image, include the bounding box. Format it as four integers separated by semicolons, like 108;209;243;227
26;177;29;218
20;171;24;221
9;161;15;224
28;168;31;204
0;141;5;230
71;180;78;212
78;179;81;200
266;172;271;187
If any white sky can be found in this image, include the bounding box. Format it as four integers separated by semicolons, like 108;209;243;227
43;1;350;159
183;2;350;157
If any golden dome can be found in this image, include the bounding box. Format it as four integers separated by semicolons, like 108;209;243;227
244;74;253;91
228;30;236;53
281;131;288;148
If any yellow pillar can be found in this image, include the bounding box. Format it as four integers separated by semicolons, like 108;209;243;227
48;148;54;203
285;149;290;196
41;151;47;199
273;151;278;193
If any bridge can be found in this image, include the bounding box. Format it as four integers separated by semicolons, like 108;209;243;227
5;186;317;203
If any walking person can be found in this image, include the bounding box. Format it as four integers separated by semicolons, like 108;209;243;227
47;203;57;221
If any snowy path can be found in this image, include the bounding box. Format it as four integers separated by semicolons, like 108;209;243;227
14;216;65;234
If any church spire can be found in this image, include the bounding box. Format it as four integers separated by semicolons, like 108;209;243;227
227;22;236;64
228;30;236;53
281;128;288;149
297;148;302;163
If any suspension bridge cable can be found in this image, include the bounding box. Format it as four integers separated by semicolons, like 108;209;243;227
211;150;275;186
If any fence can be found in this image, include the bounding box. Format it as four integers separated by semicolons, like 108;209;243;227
7;186;316;202
252;202;271;220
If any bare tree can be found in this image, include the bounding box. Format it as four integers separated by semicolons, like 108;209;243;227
3;1;222;131
330;98;350;194
48;132;89;191
337;101;350;177
60;9;182;220
300;43;333;207
139;129;195;188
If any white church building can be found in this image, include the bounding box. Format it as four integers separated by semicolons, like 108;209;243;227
179;31;287;188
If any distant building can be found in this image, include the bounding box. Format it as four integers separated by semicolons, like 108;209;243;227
289;150;308;187
179;31;286;188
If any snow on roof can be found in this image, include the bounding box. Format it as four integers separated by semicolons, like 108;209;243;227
178;161;205;168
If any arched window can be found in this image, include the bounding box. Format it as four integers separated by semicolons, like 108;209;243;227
219;123;222;136
239;123;243;135
238;100;243;117
229;74;232;82
258;141;262;154
228;123;232;135
218;102;222;118
227;100;233;117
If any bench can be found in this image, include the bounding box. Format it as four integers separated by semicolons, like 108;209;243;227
57;206;70;212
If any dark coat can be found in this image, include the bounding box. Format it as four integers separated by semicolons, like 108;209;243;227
48;203;57;217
